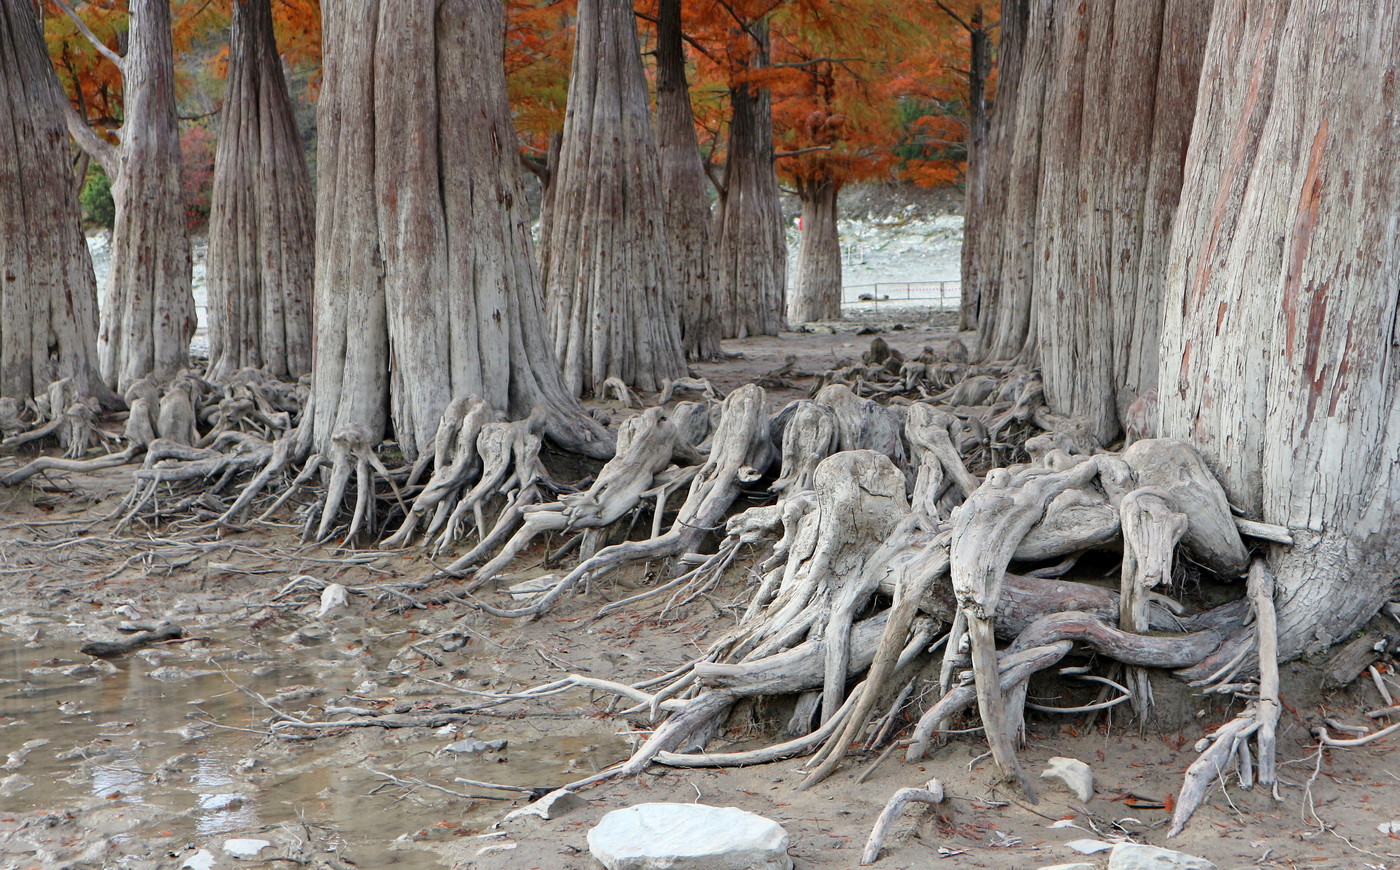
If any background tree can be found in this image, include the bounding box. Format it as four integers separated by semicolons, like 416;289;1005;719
655;0;721;360
542;0;686;395
0;0;105;404
770;3;964;323
205;0;314;381
55;0;196;391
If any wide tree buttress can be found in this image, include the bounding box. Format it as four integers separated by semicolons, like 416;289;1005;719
0;0;104;405
656;0;721;361
205;0;313;382
543;0;686;395
60;0;195;392
310;0;608;467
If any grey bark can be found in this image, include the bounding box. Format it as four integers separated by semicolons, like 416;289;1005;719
715;19;787;339
0;0;104;403
543;0;687;395
206;0;314;382
1158;0;1400;658
656;0;721;361
310;0;610;464
788;177;841;323
63;0;195;392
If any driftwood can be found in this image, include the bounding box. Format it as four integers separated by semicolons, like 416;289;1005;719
80;621;184;657
859;779;945;865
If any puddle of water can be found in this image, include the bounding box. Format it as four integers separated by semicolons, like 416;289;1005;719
0;625;626;867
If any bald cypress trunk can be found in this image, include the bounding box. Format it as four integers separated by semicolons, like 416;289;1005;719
543;0;686;395
715;20;787;339
82;0;195;391
1158;0;1400;656
205;0;313;382
655;0;721;361
310;0;608;461
788;177;841;323
0;0;104;403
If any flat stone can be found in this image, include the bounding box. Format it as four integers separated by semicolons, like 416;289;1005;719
1066;839;1113;854
501;788;586;827
588;803;792;870
182;849;217;870
1041;756;1095;802
1038;864;1097;870
1108;843;1216;870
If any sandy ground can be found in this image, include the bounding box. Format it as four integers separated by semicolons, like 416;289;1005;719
1;318;1397;870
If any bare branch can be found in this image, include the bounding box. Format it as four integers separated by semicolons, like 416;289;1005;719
54;0;125;70
774;145;834;159
59;99;119;179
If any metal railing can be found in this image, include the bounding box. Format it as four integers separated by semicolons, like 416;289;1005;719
841;281;961;311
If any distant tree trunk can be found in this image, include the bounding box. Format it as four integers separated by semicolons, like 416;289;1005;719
530;131;561;289
655;0;721;361
715;19;787;339
205;0;314;382
0;0;104;402
543;0;686;395
956;5;992;333
1159;0;1400;657
63;0;195;392
788;177;841;323
310;0;608;462
970;0;1047;360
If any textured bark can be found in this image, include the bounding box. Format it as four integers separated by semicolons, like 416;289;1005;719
956;7;992;333
310;0;609;463
0;0;103;402
969;0;1211;431
715;20;787;339
544;0;686;395
655;0;721;361
788;177;841;323
972;0;1046;360
86;0;195;391
1158;0;1400;658
205;0;314;382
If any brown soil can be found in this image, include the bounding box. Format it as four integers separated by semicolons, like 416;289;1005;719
1;317;1396;870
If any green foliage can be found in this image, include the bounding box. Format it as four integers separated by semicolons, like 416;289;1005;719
80;162;115;229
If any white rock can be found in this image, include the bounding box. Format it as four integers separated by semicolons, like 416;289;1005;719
222;838;271;859
182;849;217;870
1108;843;1216;870
0;774;33;796
588;803;792;870
1042;756;1095;802
1066;839;1114;854
317;583;349;618
1379;820;1400;835
501;789;586;826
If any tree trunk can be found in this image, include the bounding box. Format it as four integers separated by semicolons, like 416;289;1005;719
715;19;787;339
99;0;195;391
205;0;314;382
971;0;1047;360
967;0;1210;443
788;177;841;323
543;0;687;395
957;6;992;333
0;0;104;402
310;0;609;462
1158;0;1400;657
655;0;721;361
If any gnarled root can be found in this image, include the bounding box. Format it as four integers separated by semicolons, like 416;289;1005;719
458;404;702;586
1168;560;1281;836
477;384;773;618
860;779;944;865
